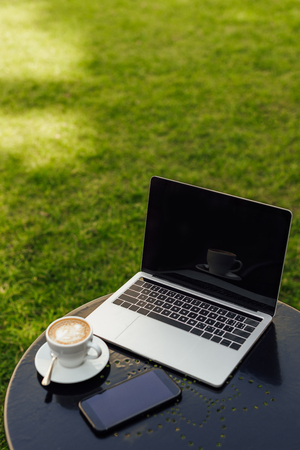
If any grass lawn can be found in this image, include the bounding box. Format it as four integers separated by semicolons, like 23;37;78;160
1;0;300;447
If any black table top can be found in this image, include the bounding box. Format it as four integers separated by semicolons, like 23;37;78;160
4;296;300;450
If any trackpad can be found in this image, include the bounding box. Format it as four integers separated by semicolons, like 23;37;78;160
115;316;196;368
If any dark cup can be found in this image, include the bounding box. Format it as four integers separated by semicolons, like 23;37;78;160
207;249;242;276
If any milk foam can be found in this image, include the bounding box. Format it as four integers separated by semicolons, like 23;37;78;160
49;319;90;345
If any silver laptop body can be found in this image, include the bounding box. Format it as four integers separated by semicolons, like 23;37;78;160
87;177;292;387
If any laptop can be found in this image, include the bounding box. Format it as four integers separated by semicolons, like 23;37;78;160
87;176;292;387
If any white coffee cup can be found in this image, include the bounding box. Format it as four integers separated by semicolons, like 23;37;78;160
46;316;102;368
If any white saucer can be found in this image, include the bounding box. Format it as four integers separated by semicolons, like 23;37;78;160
35;336;110;384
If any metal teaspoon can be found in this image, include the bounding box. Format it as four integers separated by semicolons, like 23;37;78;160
42;353;57;386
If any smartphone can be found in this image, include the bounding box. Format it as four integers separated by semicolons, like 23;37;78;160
79;368;181;433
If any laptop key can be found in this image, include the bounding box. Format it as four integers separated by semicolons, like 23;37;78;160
126;289;141;297
197;315;207;323
130;284;143;292
200;302;209;309
208;312;218;320
137;300;147;308
157;294;167;301
162;302;172;310
119;293;138;303
174;293;185;300
202;332;213;340
206;318;216;326
151;285;161;292
190;328;203;336
182;303;192;310
187;319;197;326
220;339;231;347
148;311;192;332
138;294;148;301
223;332;245;345
178;316;189;323
214;329;224;336
205;326;215;334
121;302;131;309
170;312;180;320
141;288;152;295
154;300;164;306
113;299;123;305
161;309;171;316
137;307;149;315
226;312;236;319
244;325;255;333
226;319;236;326
158;288;168;294
174;299;184;307
129;304;139;311
235;315;246;322
149;291;159;298
188;312;198;319
166;291;176;298
217;316;227;323
230;343;241;350
245;318;260;327
144;302;154;309
208;305;219;312
211;335;222;343
153;306;163;314
191;299;201;306
233;328;250;339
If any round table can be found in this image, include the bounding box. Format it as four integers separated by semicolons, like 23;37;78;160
4;296;300;450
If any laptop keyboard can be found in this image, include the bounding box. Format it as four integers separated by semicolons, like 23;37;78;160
113;279;261;351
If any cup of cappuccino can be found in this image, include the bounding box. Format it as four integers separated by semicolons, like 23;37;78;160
46;316;102;368
207;249;243;276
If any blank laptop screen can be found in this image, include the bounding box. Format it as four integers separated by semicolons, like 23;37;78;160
142;177;292;316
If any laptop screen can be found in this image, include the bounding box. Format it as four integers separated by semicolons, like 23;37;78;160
142;177;292;316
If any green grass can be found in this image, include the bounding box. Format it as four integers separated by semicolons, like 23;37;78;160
1;0;300;447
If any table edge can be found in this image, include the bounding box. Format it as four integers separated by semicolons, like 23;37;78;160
3;293;112;450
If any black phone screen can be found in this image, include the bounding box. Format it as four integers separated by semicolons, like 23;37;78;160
79;368;181;432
